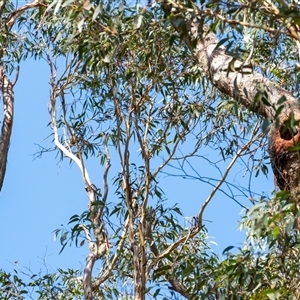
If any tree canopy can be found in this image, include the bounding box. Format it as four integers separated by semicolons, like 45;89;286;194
2;0;300;299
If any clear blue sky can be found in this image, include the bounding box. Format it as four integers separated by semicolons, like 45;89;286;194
0;57;273;283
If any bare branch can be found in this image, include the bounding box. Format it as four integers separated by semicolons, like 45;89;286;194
45;49;91;187
79;224;92;243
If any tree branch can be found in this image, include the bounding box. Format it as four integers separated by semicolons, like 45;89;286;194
148;238;190;298
198;123;260;227
5;0;45;29
160;1;299;120
160;1;300;202
145;207;190;298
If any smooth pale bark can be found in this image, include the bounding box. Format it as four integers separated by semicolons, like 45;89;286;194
161;2;300;200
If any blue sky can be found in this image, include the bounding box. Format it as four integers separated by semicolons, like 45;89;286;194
1;60;87;273
0;56;274;287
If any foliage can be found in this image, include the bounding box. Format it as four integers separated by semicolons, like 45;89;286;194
2;0;300;299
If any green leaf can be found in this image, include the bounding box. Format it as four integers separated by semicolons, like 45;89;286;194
93;4;102;21
288;143;300;152
53;0;63;15
68;214;80;224
261;118;271;133
222;245;235;254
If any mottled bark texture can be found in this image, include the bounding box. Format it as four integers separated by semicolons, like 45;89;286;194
0;64;14;192
161;2;300;203
0;1;45;193
269;115;300;197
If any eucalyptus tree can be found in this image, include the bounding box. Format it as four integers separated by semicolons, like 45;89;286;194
1;0;300;299
161;0;300;201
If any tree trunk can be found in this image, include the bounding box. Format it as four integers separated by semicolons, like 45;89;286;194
161;2;300;204
0;64;14;192
0;0;44;193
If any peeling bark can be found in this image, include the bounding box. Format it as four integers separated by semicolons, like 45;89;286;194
83;254;96;300
82;185;110;300
161;2;300;202
269;115;300;192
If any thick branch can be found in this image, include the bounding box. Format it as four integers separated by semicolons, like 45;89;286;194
83;254;96;300
161;2;299;120
161;1;300;200
5;0;45;29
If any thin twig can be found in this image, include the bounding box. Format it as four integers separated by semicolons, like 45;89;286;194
197;122;260;227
